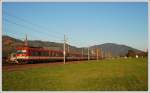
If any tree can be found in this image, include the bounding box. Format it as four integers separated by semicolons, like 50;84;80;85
126;50;136;57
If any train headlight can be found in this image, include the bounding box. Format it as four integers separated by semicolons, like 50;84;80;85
22;50;27;52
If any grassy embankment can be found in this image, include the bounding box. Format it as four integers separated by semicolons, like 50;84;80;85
3;58;148;91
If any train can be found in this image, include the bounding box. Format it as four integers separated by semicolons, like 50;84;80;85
10;45;100;64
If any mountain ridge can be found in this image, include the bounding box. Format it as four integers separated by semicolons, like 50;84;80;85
2;35;144;57
90;43;143;57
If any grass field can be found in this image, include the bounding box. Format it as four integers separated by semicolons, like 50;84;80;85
3;58;148;91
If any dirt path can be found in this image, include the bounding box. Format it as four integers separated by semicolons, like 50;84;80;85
2;61;84;72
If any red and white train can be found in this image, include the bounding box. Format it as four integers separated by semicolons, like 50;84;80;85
10;46;98;64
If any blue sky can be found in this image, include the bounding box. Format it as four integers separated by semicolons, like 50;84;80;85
2;2;148;51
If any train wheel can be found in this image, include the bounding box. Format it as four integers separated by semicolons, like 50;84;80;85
20;61;28;64
29;60;33;64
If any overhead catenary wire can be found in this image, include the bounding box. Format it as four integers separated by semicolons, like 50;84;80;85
3;17;62;39
3;31;25;41
3;25;45;42
3;18;62;42
68;36;99;47
4;12;64;38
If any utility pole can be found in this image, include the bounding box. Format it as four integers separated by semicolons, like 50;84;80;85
88;47;90;61
96;48;99;61
63;34;66;64
81;48;84;60
67;44;69;53
24;34;28;46
101;48;103;59
82;48;84;57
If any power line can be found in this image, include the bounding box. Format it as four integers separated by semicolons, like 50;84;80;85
3;17;62;39
3;18;62;42
4;26;43;41
4;12;64;38
4;31;25;41
3;19;42;39
68;36;99;46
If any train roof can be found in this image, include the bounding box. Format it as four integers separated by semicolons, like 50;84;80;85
16;46;63;52
17;45;43;48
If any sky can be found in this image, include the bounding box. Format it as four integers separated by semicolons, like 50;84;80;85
2;2;148;51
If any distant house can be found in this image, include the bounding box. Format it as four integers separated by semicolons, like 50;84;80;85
126;50;147;58
135;55;138;58
136;52;147;58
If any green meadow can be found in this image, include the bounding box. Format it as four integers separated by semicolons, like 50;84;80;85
3;58;148;91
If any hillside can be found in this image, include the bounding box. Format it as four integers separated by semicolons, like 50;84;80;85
2;35;144;57
2;35;23;57
91;43;143;57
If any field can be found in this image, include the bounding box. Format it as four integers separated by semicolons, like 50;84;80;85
3;58;148;91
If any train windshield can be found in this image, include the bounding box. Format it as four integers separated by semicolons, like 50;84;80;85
17;50;27;54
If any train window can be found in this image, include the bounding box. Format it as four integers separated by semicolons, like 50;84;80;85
36;52;38;56
42;51;46;56
46;52;49;56
54;52;56;56
31;51;34;56
32;51;38;56
40;51;48;56
60;53;62;56
51;52;53;56
31;51;35;56
49;51;51;56
40;52;44;56
53;52;56;56
45;52;48;56
38;52;41;56
17;50;27;54
55;53;58;56
51;52;54;56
